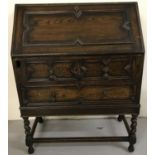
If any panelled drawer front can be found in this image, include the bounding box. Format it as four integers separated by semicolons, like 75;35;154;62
21;84;134;106
22;55;133;82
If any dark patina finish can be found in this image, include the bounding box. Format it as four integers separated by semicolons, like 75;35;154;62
11;2;144;154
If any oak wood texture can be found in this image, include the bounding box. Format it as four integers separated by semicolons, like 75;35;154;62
11;2;144;57
11;2;144;154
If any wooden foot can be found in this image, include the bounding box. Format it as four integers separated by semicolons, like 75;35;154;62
117;115;123;122
28;146;34;154
37;117;44;123
128;114;138;153
128;144;135;152
23;117;34;154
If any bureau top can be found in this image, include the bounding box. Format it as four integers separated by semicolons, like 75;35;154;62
11;2;144;57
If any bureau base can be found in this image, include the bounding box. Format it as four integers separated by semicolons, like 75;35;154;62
22;115;137;154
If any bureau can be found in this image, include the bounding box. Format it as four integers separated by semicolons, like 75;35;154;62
11;2;144;154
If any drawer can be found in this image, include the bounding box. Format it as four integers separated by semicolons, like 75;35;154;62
20;55;133;82
21;84;135;106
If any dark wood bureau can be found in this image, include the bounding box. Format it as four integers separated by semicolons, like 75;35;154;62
11;2;144;154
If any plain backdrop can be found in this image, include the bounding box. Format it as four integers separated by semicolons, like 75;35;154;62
8;0;147;120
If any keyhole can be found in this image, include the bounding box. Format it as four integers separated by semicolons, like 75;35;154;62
15;60;21;68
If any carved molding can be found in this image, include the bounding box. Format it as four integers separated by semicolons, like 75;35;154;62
49;69;57;81
122;21;131;31
70;62;87;80
124;63;131;76
74;6;82;18
22;9;133;47
20;84;133;106
74;38;84;46
102;58;111;79
48;62;57;81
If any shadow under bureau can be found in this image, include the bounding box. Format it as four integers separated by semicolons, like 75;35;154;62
11;2;144;154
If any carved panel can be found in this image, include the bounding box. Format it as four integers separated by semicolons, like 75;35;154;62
74;6;83;18
101;56;132;80
24;85;132;105
70;62;87;80
22;7;133;46
102;58;111;79
23;56;133;82
26;62;49;81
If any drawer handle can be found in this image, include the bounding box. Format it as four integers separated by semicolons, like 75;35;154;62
71;63;87;79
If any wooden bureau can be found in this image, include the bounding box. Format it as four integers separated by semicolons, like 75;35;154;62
11;2;144;154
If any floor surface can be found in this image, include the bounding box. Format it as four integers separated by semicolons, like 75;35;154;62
8;117;147;155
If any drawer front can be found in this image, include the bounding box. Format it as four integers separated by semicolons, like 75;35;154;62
21;84;135;106
22;55;133;82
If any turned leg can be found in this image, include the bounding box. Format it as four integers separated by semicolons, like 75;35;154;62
37;117;44;123
117;115;124;122
128;114;138;152
23;117;34;154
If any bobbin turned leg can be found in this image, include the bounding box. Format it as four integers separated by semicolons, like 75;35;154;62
23;117;34;154
37;117;44;123
128;114;138;152
117;115;124;122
